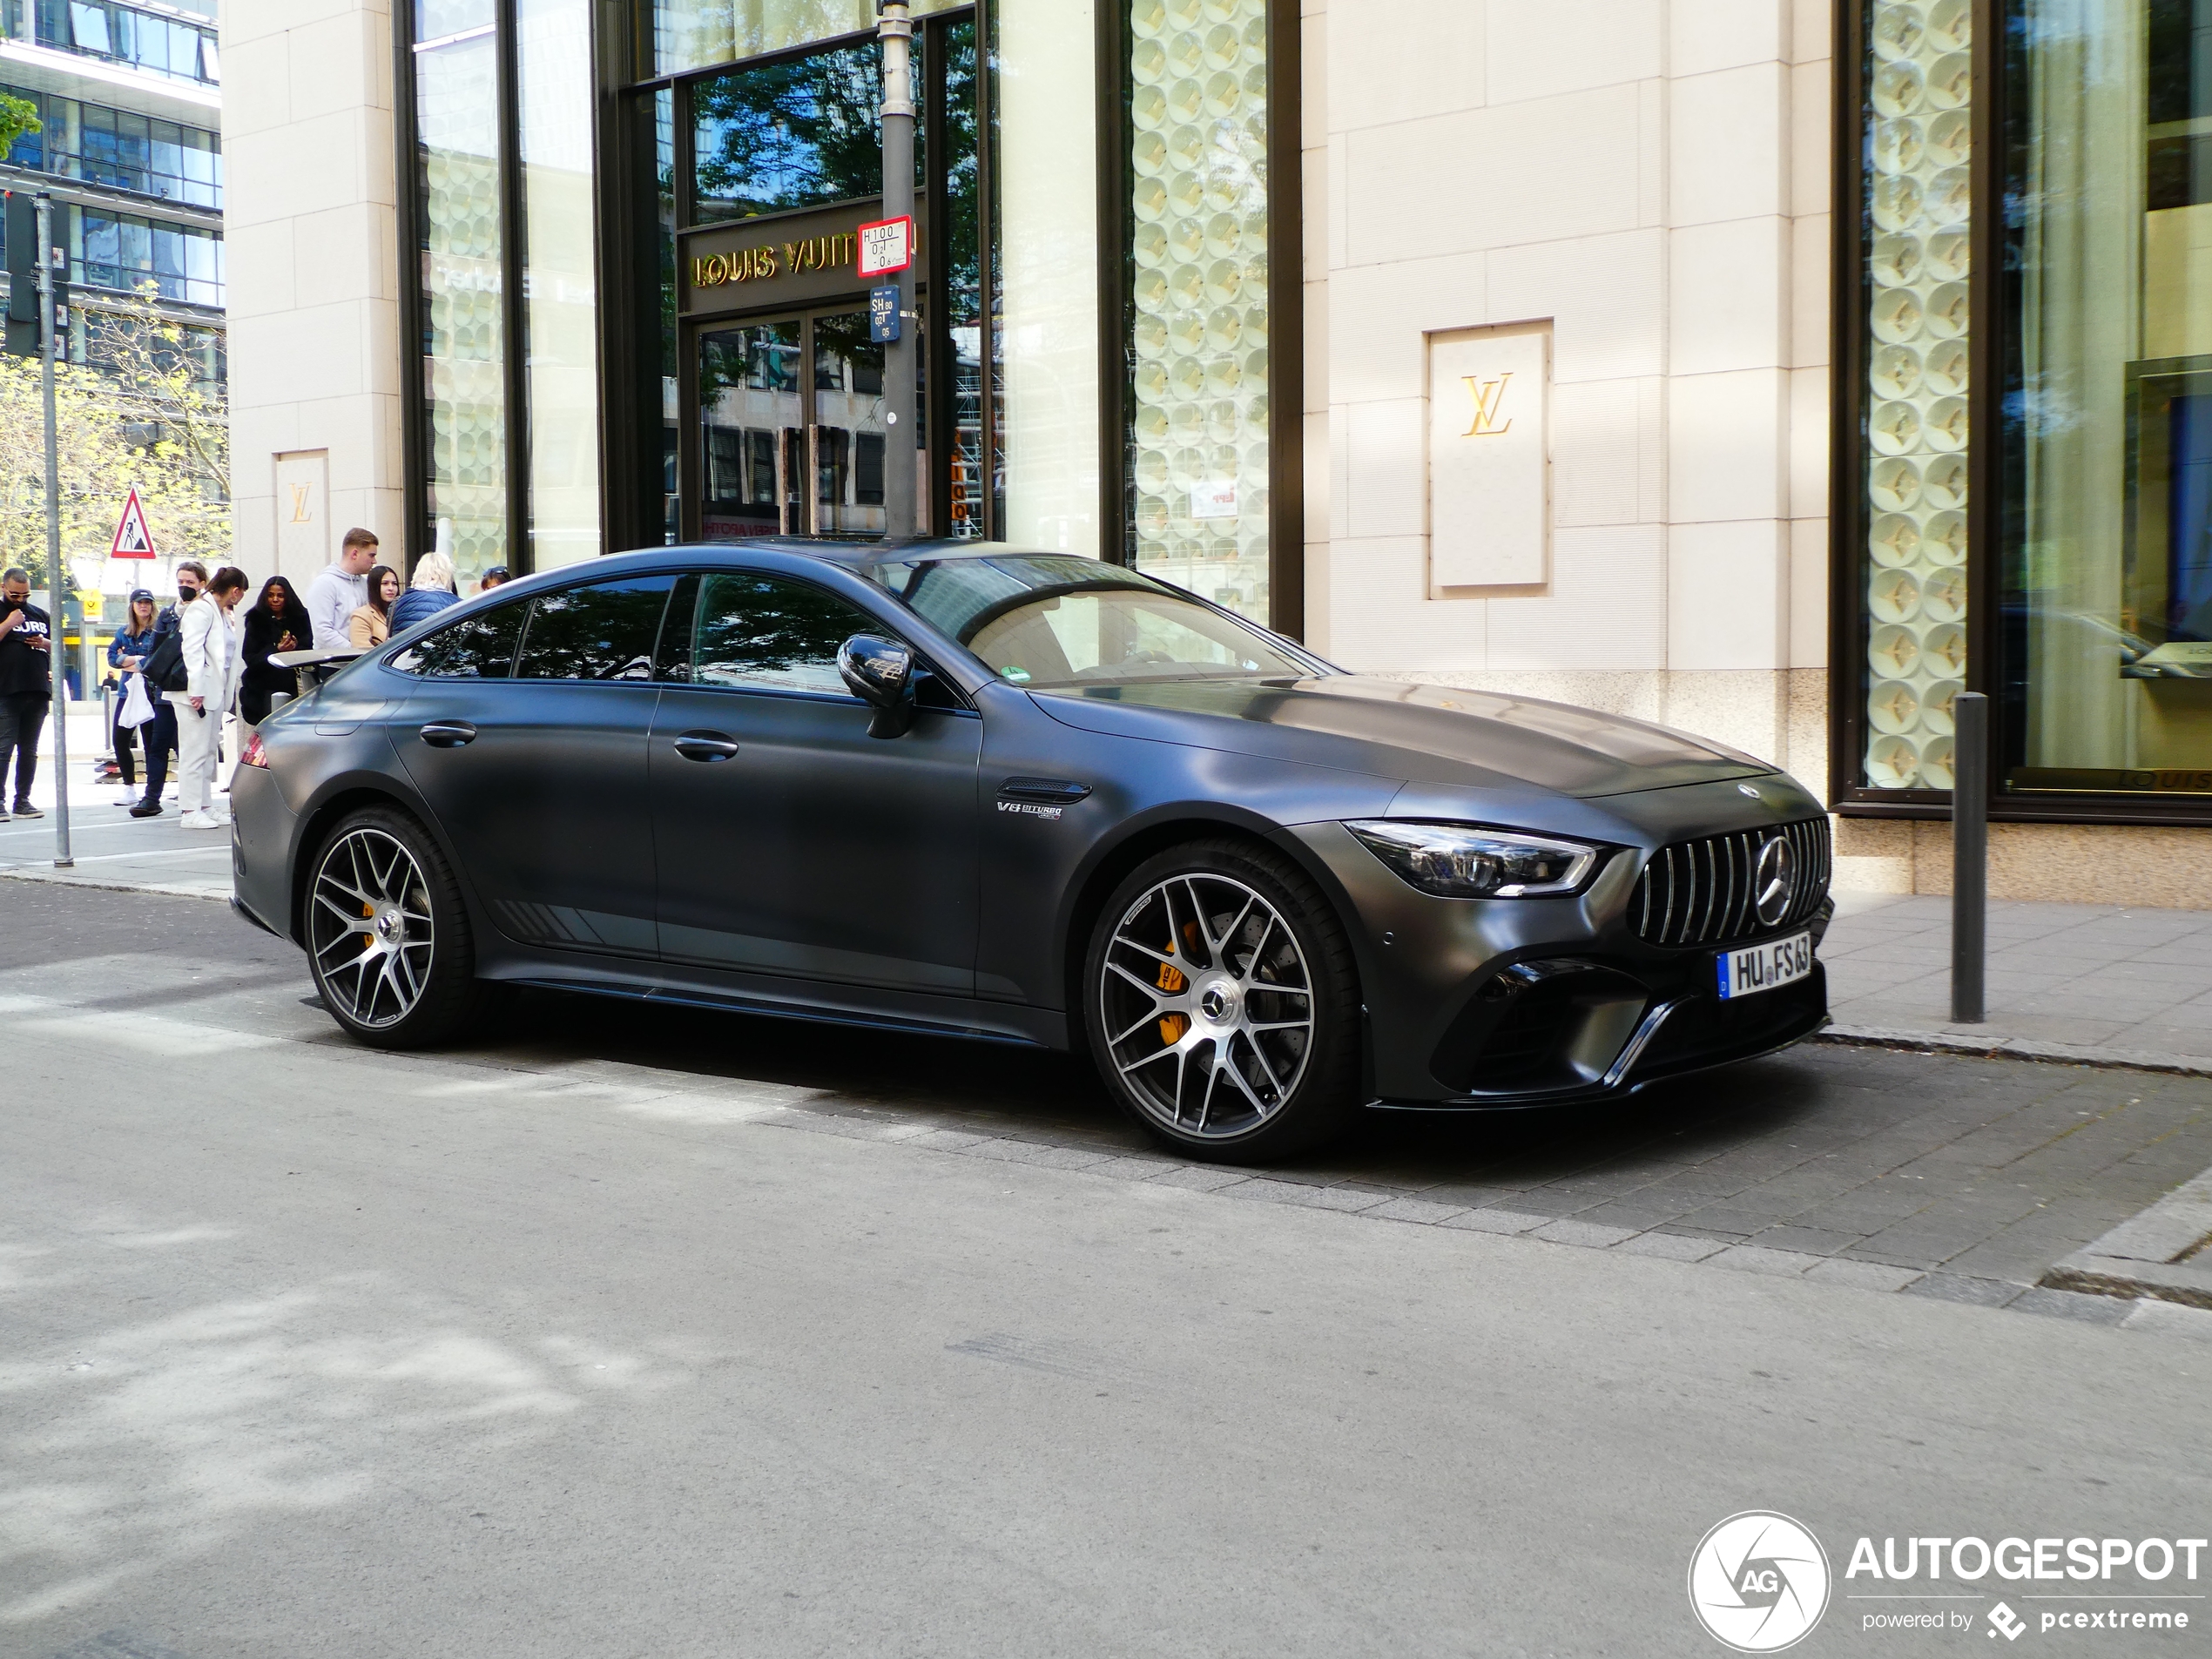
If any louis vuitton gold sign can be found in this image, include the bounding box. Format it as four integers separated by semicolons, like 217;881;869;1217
691;232;859;290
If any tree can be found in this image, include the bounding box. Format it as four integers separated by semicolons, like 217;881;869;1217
79;282;230;501
0;347;230;589
0;94;37;159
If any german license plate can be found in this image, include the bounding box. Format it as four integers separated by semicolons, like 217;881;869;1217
1716;931;1814;1000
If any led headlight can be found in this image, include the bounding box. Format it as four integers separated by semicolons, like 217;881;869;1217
1345;821;1600;899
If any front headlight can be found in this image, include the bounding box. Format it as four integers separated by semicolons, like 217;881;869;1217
1345;821;1600;899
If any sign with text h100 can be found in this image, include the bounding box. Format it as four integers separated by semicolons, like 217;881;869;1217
857;215;914;278
1428;327;1549;589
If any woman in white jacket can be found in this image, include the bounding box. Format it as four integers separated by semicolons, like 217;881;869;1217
169;564;247;829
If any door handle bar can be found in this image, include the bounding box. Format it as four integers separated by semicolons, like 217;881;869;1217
418;721;476;747
673;732;741;762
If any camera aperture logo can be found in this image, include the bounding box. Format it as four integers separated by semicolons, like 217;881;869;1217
1689;1512;1833;1653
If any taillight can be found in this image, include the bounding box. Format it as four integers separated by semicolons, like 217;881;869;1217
240;731;269;769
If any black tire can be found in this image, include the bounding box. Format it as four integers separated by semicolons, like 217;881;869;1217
304;805;492;1049
1082;837;1362;1163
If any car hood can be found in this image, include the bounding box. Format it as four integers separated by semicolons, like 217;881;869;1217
1032;676;1772;798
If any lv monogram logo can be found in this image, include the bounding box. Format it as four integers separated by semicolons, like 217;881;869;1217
289;483;314;523
1461;372;1514;437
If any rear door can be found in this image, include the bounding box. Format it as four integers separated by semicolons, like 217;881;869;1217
395;576;677;957
649;570;982;995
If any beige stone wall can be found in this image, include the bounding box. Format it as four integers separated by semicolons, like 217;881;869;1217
220;0;403;590
1836;819;2212;910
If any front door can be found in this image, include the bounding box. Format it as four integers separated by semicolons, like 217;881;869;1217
696;308;891;542
649;568;982;995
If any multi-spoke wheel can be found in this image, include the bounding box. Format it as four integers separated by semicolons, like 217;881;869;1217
1085;840;1361;1162
305;806;489;1049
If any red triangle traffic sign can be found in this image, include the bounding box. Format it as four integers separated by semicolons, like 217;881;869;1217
110;486;155;558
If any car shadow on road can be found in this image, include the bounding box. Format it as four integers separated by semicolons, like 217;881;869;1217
485;986;1840;1203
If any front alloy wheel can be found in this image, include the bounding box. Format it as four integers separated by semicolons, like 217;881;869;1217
1086;840;1360;1161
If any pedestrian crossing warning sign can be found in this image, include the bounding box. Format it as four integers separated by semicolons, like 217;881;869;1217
110;487;154;558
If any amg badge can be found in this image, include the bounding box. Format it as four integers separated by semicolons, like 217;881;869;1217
998;799;1063;820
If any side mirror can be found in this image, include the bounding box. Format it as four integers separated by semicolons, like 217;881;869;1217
838;634;917;738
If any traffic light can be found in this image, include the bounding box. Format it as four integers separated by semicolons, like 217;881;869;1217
4;189;37;357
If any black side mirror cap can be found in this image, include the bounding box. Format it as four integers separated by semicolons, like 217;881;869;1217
838;633;917;738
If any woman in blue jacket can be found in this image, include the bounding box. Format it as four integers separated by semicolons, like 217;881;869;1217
389;552;462;635
106;590;159;803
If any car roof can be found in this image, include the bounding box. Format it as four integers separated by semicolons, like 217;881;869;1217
581;539;1062;577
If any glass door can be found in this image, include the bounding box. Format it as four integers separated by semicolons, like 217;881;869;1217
694;307;891;541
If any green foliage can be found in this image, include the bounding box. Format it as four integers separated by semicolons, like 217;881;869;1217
0;94;38;159
0;286;229;588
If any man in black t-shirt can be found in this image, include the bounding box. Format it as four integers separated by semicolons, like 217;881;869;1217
0;566;54;819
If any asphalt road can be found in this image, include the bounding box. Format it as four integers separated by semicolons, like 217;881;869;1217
3;883;2208;1659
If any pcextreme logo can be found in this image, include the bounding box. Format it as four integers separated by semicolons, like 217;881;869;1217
1689;1511;1833;1652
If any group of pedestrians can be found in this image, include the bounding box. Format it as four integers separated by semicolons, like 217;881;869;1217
3;530;494;828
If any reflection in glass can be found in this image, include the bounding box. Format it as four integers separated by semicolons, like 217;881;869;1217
651;0;964;77
700;320;804;539
416;23;508;582
693;40;916;222
2002;0;2212;796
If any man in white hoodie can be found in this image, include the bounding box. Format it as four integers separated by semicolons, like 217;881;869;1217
171;565;246;830
305;528;380;650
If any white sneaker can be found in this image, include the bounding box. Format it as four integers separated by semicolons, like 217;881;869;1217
181;810;219;830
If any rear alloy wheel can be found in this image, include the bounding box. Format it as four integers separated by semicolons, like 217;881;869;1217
1085;840;1361;1162
307;806;489;1049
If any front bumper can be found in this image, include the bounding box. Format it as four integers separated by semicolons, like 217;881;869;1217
1286;819;1833;1109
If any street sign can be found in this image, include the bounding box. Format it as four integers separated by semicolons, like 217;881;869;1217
109;486;154;558
856;214;913;278
869;284;900;343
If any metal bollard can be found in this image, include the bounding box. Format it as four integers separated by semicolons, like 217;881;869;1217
1951;692;1988;1023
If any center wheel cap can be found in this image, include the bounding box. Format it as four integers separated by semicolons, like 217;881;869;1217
1196;978;1238;1026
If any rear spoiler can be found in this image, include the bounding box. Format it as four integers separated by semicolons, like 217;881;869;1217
270;647;361;695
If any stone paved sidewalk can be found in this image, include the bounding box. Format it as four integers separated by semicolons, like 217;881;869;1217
1821;892;2212;1065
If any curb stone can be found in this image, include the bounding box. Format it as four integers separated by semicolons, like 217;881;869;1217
2038;1166;2212;1311
1813;1025;2212;1080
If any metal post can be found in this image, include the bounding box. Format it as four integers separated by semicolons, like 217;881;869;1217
878;0;917;543
37;192;70;868
1950;691;1987;1023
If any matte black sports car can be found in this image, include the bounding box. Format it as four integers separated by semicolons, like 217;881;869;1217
232;542;1832;1161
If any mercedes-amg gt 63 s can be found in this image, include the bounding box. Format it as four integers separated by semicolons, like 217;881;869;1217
231;542;1832;1161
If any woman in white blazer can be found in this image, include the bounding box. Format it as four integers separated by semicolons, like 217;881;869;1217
169;564;248;829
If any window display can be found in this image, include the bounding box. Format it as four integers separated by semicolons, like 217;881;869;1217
2000;0;2212;797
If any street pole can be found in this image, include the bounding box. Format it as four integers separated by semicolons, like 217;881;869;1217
37;191;71;868
878;0;917;543
1950;691;1988;1023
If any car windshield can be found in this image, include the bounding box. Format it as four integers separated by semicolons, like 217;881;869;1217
866;552;1317;689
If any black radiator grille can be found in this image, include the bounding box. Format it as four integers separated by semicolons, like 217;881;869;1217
1630;818;1831;948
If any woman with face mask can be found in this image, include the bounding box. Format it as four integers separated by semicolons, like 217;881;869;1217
170;565;248;830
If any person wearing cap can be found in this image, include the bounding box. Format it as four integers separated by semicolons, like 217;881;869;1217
477;565;509;594
107;590;161;805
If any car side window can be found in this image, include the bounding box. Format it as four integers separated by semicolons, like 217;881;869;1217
689;573;871;696
514;576;678;682
388;600;527;679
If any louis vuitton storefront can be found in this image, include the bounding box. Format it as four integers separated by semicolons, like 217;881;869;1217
395;0;1300;626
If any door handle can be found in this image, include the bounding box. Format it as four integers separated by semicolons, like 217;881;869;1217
418;721;476;748
673;731;741;762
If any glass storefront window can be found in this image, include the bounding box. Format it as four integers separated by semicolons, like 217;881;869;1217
651;0;964;78
1856;0;1973;793
2000;0;2212;799
517;0;603;570
692;39;916;223
1123;0;1272;622
415;11;509;583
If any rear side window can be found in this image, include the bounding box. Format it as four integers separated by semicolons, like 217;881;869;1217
515;576;678;681
388;601;527;679
689;573;871;695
